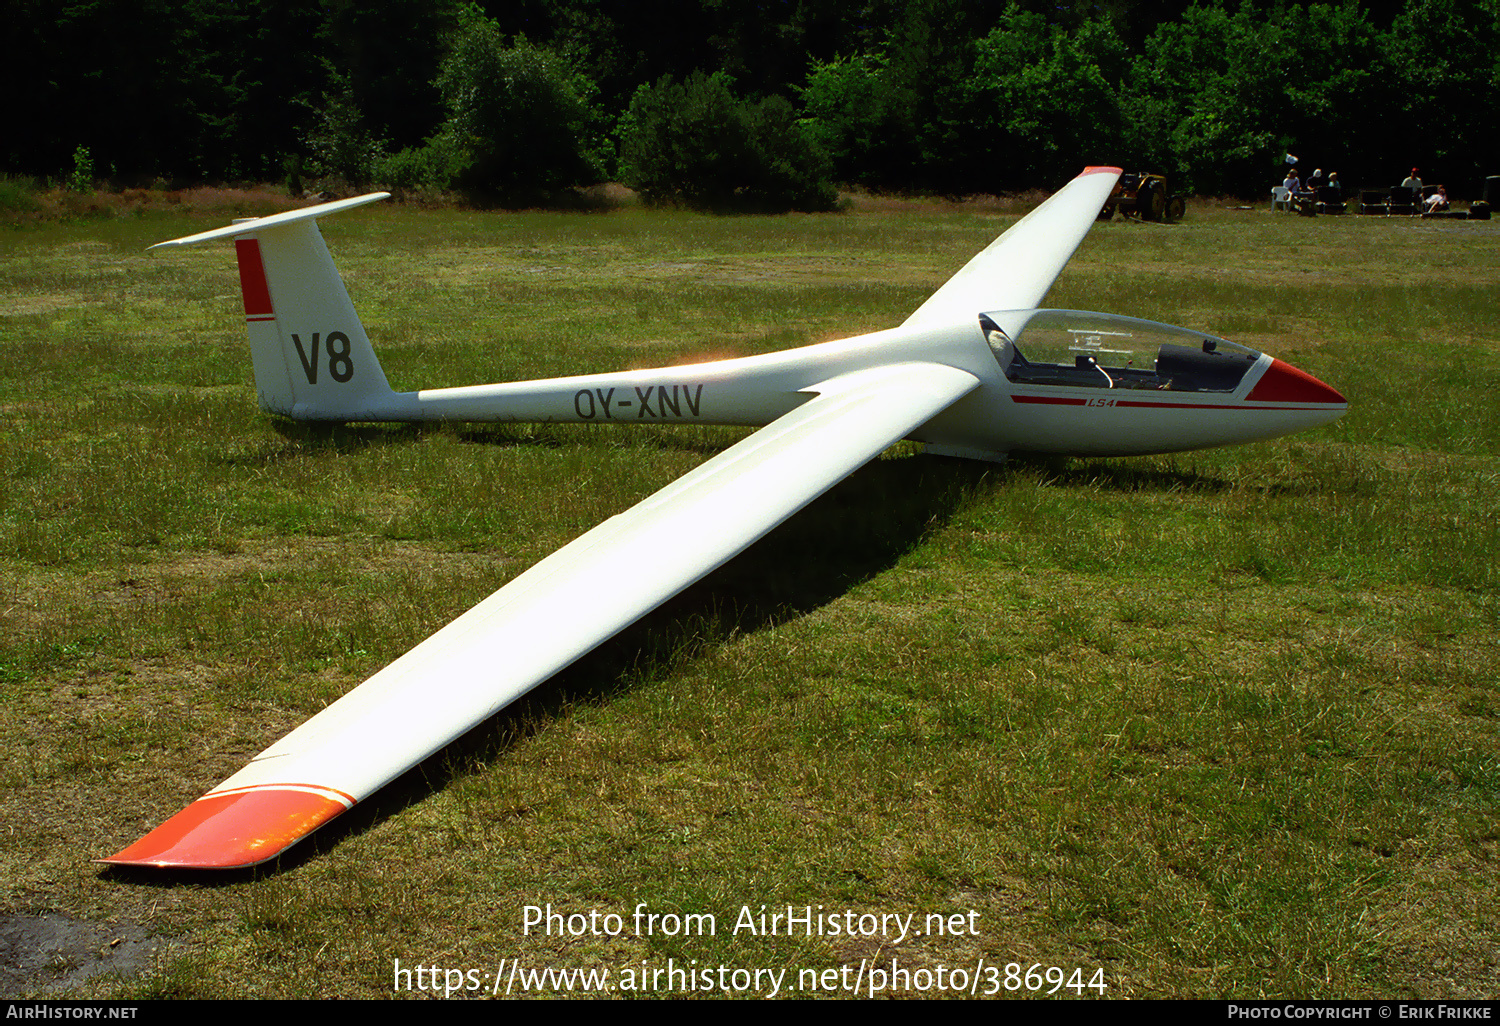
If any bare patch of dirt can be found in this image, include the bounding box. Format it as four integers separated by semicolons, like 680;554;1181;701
581;182;637;206
0;910;169;994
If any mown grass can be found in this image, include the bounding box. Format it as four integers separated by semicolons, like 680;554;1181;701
1;197;1496;998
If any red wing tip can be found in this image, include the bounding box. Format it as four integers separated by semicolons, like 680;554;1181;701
1081;166;1124;176
101;787;352;870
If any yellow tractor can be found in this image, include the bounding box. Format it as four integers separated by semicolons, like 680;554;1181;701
1097;172;1186;222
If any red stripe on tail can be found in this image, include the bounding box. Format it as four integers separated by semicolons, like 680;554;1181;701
235;239;274;318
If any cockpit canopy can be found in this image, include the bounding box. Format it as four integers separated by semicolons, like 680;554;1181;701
982;309;1262;393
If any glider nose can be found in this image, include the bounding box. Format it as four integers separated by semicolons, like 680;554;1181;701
1246;358;1347;407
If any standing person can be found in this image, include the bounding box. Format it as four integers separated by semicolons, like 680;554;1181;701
1402;168;1423;191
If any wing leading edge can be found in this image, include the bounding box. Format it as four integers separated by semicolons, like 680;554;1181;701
103;362;981;869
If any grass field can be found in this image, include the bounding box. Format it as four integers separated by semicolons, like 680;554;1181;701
1;192;1496;999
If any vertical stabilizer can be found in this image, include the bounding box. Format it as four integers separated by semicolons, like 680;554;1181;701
152;193;397;421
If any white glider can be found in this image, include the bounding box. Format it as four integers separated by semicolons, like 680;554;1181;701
104;167;1346;869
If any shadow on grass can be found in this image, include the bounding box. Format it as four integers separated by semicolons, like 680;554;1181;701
448;422;755;458
1009;453;1232;495
100;450;1233;881
233;420;748;465
214;419;427;462
224;419;598;467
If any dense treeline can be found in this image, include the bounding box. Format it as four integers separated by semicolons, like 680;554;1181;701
7;0;1498;205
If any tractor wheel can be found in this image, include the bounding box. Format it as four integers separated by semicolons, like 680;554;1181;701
1138;181;1166;221
1166;196;1186;221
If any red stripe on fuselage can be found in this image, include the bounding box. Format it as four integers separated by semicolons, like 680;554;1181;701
1011;395;1087;406
1009;394;1338;411
235;238;274;318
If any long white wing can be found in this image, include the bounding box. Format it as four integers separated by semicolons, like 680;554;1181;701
103;361;980;868
903;166;1120;329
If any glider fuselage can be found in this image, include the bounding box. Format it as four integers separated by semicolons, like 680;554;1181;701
360;318;1345;461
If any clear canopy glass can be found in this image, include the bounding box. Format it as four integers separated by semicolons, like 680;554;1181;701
982;310;1262;393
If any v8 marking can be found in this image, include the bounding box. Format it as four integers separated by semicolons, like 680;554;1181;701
291;331;355;385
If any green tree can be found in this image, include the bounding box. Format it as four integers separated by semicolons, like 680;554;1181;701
320;0;462;153
436;20;608;201
800;53;920;188
303;72;388;184
1128;4;1278;193
1389;0;1500;190
880;0;985;193
968;9;1129;188
1124;2;1400;195
741;94;841;212
619;71;837;211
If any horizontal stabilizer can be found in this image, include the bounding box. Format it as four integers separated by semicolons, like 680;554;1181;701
148;193;390;250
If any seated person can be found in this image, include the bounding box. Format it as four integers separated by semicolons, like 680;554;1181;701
1425;185;1449;212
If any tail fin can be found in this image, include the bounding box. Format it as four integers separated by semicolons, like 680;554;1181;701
151;193;398;420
